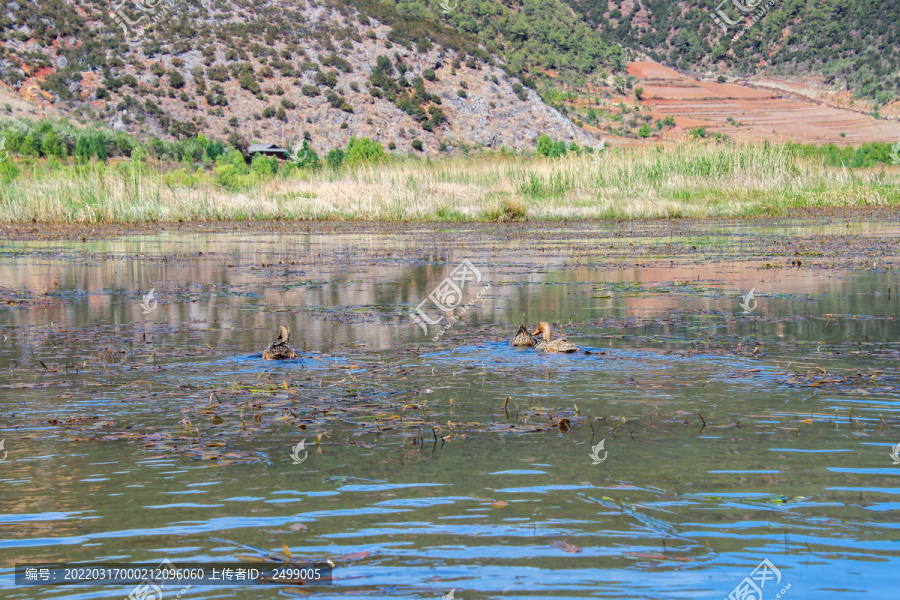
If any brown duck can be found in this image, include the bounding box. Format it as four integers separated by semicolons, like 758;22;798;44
510;325;537;347
532;322;578;353
263;325;297;359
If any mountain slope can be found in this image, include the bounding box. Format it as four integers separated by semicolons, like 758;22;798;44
3;0;896;151
0;0;615;152
563;0;900;108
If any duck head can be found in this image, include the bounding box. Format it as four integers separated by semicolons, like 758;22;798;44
277;325;291;342
532;321;552;340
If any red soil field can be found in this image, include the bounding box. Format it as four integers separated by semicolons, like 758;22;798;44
627;62;900;145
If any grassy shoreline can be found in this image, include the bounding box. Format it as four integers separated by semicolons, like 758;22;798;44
1;142;898;223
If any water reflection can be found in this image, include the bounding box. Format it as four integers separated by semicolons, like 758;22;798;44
1;222;899;599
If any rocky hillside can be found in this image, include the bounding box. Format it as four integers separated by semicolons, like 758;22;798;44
2;0;896;153
0;0;602;154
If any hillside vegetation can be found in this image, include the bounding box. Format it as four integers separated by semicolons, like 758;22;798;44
0;0;618;154
564;0;900;108
3;0;896;153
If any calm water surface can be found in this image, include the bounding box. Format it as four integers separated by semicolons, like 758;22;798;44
1;221;899;599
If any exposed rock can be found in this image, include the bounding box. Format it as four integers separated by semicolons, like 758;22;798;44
109;113;127;131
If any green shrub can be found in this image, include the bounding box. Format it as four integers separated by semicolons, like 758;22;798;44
326;148;345;168
290;140;321;169
0;159;19;183
314;70;338;88
238;72;261;94
214;164;246;189
163;166;204;187
169;71;185;89
207;65;230;81
321;54;353;73
688;127;707;139
345;136;386;165
251;154;278;176
536;134;552;157
40;130;64;157
217;148;246;167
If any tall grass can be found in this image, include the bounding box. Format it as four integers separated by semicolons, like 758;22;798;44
1;142;897;223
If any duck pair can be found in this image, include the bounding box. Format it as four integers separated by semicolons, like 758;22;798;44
263;322;577;358
511;322;578;353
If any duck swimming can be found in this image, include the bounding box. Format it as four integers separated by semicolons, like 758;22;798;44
510;325;537;347
532;321;578;353
263;325;297;359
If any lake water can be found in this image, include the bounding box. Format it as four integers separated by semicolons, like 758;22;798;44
1;220;899;599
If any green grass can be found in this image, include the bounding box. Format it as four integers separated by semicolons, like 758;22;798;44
1;142;898;223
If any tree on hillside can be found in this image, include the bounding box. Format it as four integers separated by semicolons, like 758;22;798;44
169;71;186;89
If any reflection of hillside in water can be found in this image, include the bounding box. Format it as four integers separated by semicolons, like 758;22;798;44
0;226;897;354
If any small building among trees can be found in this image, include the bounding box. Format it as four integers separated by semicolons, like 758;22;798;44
247;143;288;160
